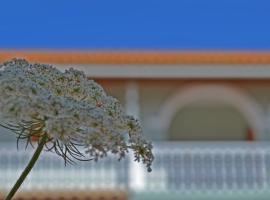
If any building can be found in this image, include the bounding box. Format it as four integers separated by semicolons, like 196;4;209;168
1;52;270;200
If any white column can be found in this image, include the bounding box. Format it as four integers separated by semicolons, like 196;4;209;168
125;81;146;191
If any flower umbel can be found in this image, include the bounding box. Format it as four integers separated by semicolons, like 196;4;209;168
0;59;154;171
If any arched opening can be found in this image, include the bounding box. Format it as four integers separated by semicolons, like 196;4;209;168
153;84;265;140
169;103;251;140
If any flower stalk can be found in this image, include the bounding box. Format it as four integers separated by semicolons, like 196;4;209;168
5;135;47;200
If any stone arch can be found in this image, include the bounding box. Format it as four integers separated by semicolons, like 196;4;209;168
153;84;265;140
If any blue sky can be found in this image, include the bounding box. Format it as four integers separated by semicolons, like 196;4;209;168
0;0;270;50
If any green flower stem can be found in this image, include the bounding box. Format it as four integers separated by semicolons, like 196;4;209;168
5;135;47;200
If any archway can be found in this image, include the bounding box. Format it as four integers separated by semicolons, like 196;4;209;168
153;84;265;140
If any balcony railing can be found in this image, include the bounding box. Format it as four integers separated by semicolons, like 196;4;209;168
1;141;270;197
147;142;270;192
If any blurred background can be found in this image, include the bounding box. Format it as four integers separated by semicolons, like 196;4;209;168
1;0;270;199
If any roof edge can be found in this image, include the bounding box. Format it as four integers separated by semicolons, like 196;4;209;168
1;51;270;64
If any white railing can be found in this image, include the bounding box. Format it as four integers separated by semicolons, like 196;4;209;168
0;143;129;192
1;141;270;194
148;142;270;193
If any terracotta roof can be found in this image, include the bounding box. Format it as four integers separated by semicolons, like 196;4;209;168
1;51;270;64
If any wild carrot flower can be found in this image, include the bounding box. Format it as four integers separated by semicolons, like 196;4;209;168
0;58;154;171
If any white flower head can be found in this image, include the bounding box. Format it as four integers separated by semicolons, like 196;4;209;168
0;59;154;171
